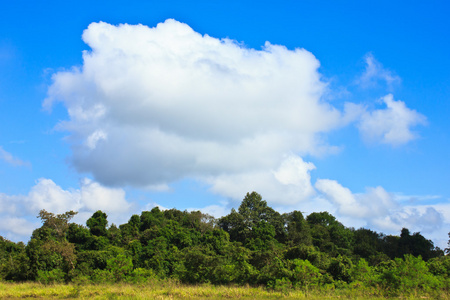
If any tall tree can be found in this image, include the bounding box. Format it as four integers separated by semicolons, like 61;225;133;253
27;210;78;279
86;211;108;237
283;211;312;246
238;192;284;242
33;210;77;241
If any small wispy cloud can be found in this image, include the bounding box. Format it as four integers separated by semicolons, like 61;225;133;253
0;146;31;167
357;53;401;90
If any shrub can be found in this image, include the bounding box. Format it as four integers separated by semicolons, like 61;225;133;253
125;268;156;284
106;254;133;282
36;268;65;284
377;255;443;295
351;258;375;286
327;255;353;283
90;269;114;283
267;277;292;294
289;259;322;288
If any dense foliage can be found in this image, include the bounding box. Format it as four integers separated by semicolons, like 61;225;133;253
1;192;448;297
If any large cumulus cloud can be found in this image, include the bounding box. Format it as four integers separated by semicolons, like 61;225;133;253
44;19;349;194
43;19;429;214
0;19;440;247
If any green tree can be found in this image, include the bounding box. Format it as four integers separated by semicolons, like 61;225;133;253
0;237;28;281
139;207;164;232
218;208;246;243
163;208;185;223
245;220;277;251
289;259;322;288
67;223;92;250
75;249;109;273
119;214;140;244
182;210;215;233
396;228;441;260
33;209;77;241
86;210;108;237
220;192;284;245
174;245;217;283
107;224;122;246
378;255;442;294
307;212;353;255
283;211;312;246
285;244;331;271
201;229;231;255
107;253;133;282
427;255;450;278
27;210;78;279
381;234;400;259
238;192;283;237
350;258;375;285
252;247;289;285
353;228;383;260
327;255;353;283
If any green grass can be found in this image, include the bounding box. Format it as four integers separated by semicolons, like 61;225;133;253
0;281;448;299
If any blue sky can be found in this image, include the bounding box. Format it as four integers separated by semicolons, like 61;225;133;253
0;0;449;248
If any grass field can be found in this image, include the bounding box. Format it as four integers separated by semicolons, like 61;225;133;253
1;281;448;300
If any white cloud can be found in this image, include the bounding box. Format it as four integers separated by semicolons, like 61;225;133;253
315;179;395;219
37;19;437;246
315;179;365;217
358;94;427;146
142;202;169;212
187;204;230;219
25;178;131;215
0;193;19;214
352;54;425;146
85;130;107;150
207;155;316;205
0;146;30;167
26;178;82;214
79;178;130;212
369;206;445;243
0;217;37;236
44;19;352;190
315;178;448;248
0;178;131;242
357;53;401;89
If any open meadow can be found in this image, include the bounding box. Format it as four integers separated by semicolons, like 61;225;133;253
0;281;448;300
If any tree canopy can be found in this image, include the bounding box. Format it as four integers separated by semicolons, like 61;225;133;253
0;192;447;296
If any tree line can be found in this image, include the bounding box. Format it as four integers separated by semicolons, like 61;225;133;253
1;192;449;296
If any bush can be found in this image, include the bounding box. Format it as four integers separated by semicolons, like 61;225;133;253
377;255;443;295
289;259;322;288
427;255;450;278
90;269;114;283
36;268;65;284
350;258;375;286
125;268;156;284
267;277;292;294
327;255;353;283
71;273;91;285
106;254;133;282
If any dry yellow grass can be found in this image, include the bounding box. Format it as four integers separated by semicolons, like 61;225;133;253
0;281;447;299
